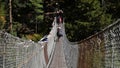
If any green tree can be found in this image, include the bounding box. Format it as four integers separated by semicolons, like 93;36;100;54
12;0;44;35
62;0;112;41
0;1;6;29
105;0;120;20
30;0;43;21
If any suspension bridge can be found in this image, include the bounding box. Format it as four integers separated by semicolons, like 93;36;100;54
0;18;120;68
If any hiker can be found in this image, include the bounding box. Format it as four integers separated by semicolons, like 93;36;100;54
56;10;63;24
45;3;63;25
57;26;63;41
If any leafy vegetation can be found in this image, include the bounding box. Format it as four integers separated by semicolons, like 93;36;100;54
61;0;113;41
0;1;6;29
13;0;44;41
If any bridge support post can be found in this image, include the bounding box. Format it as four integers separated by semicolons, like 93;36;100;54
44;42;49;64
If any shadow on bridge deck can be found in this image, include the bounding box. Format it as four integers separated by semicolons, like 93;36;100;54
49;38;67;68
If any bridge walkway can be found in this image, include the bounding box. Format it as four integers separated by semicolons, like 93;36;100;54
49;38;67;68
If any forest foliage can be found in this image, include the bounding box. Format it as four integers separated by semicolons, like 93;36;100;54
0;0;120;42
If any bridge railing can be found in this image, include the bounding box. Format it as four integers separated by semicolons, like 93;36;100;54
62;23;79;68
0;31;45;68
0;18;57;68
78;19;120;68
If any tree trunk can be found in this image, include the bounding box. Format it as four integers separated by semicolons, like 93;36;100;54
9;0;12;33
